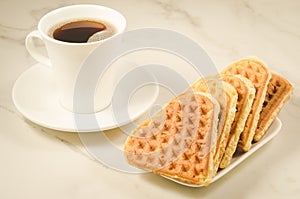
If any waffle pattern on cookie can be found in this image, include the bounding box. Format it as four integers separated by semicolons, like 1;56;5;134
124;91;220;185
222;57;271;151
254;73;293;141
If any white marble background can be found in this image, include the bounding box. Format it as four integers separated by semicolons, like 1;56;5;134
1;0;300;198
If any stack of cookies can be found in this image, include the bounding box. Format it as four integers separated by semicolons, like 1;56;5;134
124;57;293;186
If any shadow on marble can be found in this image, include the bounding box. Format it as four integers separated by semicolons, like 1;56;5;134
23;118;94;157
24;118;81;141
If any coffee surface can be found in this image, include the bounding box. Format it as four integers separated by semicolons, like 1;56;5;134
52;20;109;43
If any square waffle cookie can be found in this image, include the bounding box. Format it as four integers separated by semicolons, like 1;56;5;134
124;91;220;185
222;57;271;152
254;73;293;142
219;74;255;168
191;77;238;173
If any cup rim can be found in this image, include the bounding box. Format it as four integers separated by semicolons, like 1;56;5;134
37;4;126;46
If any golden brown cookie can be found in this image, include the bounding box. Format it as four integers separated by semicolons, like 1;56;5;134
191;77;238;173
254;73;293;142
219;75;255;168
124;91;220;185
222;57;271;151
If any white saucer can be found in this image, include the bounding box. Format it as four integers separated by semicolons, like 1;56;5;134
12;63;159;132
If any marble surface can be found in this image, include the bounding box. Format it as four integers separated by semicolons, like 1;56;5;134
1;0;300;198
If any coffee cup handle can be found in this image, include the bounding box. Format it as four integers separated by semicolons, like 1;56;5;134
25;30;51;67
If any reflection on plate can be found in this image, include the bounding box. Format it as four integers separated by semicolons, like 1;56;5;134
12;63;159;132
162;117;282;187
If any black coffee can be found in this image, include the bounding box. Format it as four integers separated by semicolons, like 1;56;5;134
52;20;114;43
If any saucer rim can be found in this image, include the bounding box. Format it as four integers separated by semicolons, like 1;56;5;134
12;63;159;132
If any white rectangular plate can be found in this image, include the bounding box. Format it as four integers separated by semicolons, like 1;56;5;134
161;117;282;187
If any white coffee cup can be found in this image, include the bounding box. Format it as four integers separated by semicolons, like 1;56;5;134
25;4;126;113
